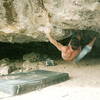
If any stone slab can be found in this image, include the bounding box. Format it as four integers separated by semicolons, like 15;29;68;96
0;70;69;96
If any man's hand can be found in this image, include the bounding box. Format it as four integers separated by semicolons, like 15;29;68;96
44;26;51;34
38;26;51;38
38;23;52;32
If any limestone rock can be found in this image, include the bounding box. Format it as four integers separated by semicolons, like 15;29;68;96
22;61;38;72
23;52;48;62
0;58;11;75
0;58;16;75
0;0;100;43
45;58;56;66
0;66;10;75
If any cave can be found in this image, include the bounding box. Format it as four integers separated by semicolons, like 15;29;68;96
0;36;99;61
0;37;70;60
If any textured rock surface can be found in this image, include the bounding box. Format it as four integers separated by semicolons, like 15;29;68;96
0;58;16;75
0;0;100;43
23;52;48;62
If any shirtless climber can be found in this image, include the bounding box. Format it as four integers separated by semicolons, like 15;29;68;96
39;26;97;62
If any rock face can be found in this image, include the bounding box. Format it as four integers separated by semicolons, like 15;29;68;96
0;0;100;43
0;58;16;75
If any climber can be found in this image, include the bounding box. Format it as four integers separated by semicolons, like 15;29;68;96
39;26;97;62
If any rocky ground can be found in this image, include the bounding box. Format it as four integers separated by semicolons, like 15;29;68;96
0;57;100;100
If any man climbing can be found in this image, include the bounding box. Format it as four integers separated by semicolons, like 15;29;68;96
39;26;97;62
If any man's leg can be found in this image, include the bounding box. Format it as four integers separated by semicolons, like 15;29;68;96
88;37;96;47
74;37;96;62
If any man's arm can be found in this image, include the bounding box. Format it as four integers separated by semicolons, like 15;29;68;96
46;33;65;51
39;26;65;51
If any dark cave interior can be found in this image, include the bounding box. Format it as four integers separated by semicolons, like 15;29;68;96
0;36;99;61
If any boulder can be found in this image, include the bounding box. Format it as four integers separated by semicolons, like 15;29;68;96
0;58;17;75
23;52;48;62
0;0;100;43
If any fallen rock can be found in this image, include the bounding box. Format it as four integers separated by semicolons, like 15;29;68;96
0;58;16;75
23;52;48;62
22;60;38;72
45;58;56;66
0;66;10;76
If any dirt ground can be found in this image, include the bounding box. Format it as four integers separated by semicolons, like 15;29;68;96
1;57;100;100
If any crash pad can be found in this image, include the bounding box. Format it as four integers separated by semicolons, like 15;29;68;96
0;70;69;96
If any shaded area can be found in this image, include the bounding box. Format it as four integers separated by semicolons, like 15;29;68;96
0;38;70;60
0;35;99;60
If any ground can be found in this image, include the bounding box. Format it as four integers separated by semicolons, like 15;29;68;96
0;57;100;100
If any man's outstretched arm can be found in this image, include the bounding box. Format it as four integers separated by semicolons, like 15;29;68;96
47;34;64;51
46;32;65;51
39;26;65;51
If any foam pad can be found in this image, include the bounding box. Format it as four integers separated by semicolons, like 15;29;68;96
0;70;69;96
